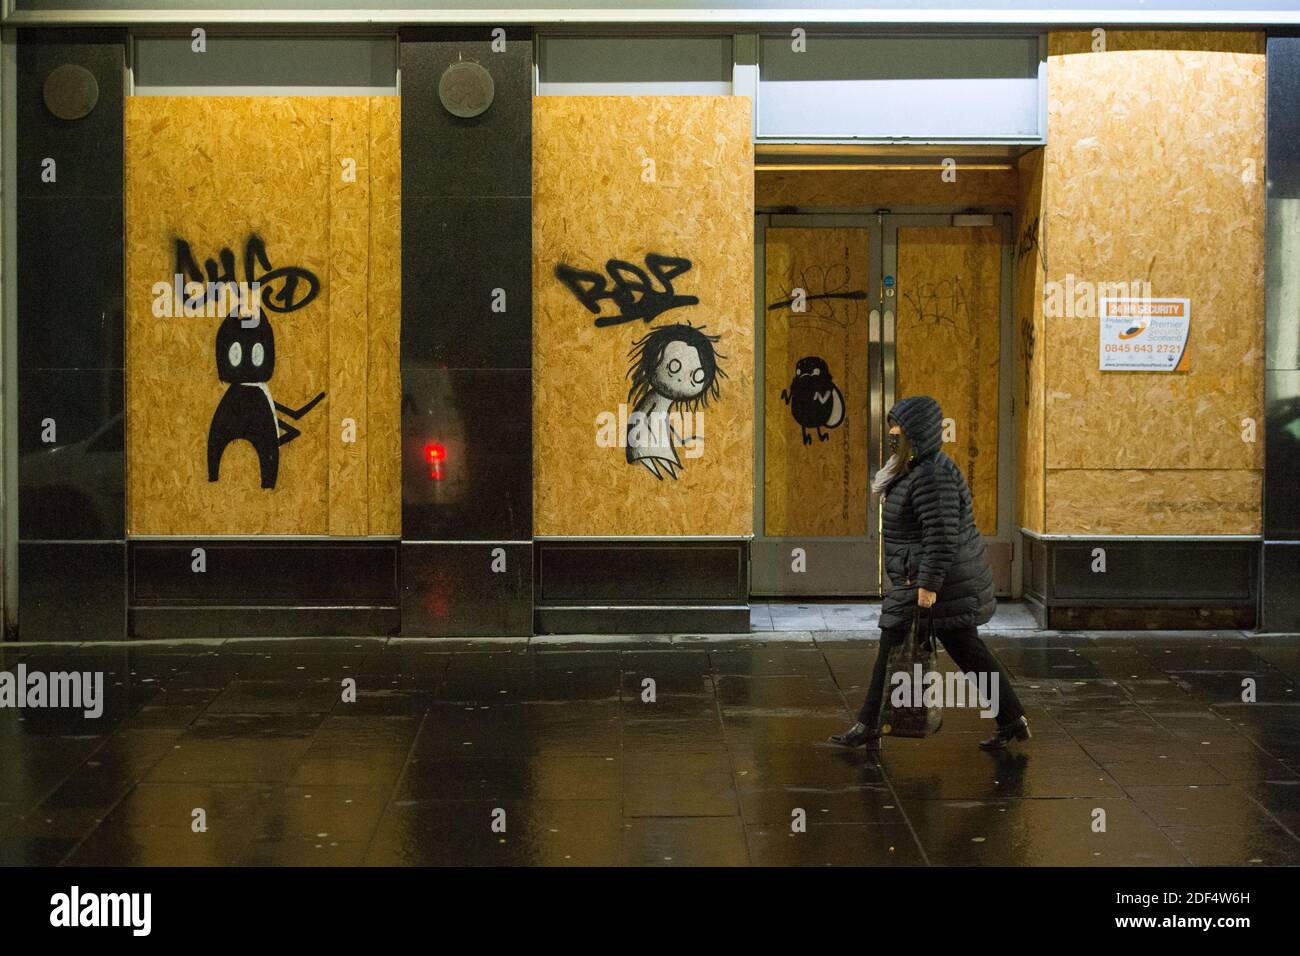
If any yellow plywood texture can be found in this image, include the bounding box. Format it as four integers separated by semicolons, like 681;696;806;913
756;167;1017;209
533;97;754;537
328;100;371;536
1046;469;1261;535
366;98;402;537
763;227;871;537
1016;148;1046;534
1042;31;1265;533
126;96;400;536
896;226;1002;535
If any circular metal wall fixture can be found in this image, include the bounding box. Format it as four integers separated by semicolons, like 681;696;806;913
43;64;99;121
438;61;494;119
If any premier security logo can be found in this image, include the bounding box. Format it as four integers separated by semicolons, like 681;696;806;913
0;666;104;718
49;886;151;936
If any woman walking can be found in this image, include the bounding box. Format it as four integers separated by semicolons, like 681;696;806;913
830;394;1030;752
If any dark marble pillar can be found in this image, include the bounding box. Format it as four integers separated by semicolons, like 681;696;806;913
398;28;533;636
16;30;126;641
1263;36;1300;633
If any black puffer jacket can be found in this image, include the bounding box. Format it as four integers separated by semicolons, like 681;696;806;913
878;395;996;630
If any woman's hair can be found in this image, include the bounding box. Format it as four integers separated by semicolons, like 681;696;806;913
894;417;915;467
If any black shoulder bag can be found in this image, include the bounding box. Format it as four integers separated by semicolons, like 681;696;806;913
879;605;944;738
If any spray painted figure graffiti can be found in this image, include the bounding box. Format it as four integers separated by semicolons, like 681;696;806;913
625;323;726;480
208;310;326;489
781;356;845;445
175;235;326;490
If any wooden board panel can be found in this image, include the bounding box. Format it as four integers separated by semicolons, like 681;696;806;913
328;98;371;536
762;227;870;537
896;226;1002;535
533;96;754;537
1016;148;1046;534
1040;31;1265;533
1043;32;1265;472
1047;469;1260;535
125;97;400;536
757;167;1017;209
366;97;402;537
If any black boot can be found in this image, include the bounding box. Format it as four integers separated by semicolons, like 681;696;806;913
829;721;881;750
979;716;1031;751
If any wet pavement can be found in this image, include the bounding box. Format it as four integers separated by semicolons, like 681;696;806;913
2;609;1299;866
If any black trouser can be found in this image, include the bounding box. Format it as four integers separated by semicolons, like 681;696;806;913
856;620;1025;729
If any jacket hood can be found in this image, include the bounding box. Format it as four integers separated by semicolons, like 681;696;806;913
888;395;944;459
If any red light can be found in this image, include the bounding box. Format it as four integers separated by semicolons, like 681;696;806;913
424;442;446;480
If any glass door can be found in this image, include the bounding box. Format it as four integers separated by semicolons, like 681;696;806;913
752;212;1016;597
882;213;1017;592
752;214;882;595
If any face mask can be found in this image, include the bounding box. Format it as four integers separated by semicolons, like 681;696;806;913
887;432;901;454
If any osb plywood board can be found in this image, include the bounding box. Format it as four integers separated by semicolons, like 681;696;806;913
763;227;870;537
328;100;371;536
1015;148;1046;534
1043;32;1265;484
533;97;754;537
756;168;1017;209
367;98;402;537
896;226;1002;535
126;97;400;536
1050;30;1264;56
1046;469;1261;535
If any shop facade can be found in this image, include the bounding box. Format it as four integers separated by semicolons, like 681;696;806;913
2;3;1298;640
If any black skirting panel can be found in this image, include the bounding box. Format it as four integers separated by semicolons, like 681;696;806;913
1261;541;1300;633
131;606;399;640
401;541;532;637
534;539;750;634
129;540;400;639
19;541;126;642
1020;532;1258;630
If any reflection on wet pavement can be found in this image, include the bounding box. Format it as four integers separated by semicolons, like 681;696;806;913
1;631;1298;866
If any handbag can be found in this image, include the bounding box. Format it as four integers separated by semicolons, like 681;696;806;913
879;605;944;738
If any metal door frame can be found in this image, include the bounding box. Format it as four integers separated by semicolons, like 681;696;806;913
752;212;884;596
880;212;1019;591
752;209;1019;598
